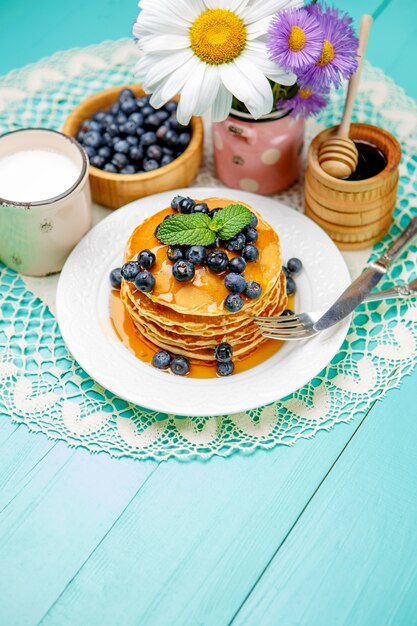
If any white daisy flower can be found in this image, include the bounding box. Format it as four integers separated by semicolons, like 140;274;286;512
133;0;303;125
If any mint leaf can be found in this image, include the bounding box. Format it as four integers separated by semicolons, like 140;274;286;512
155;213;216;246
216;204;253;240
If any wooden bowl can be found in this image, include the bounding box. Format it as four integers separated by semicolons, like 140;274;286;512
62;84;204;209
305;123;402;249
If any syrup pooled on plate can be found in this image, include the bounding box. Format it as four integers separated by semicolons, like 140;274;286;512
345;140;387;181
110;290;293;379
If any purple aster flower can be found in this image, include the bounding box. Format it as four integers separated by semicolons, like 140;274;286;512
299;5;359;90
279;87;329;119
267;8;324;73
306;3;354;28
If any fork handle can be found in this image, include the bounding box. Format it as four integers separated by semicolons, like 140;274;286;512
377;216;417;267
364;285;417;302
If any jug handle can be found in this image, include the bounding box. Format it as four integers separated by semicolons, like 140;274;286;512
226;122;257;145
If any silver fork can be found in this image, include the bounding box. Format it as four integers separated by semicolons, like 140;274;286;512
255;279;417;341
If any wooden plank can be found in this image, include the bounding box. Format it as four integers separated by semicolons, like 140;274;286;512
37;415;372;626
233;371;417;626
0;432;157;626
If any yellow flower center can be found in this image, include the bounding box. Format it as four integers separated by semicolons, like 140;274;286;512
190;9;246;65
318;40;335;66
288;26;306;52
299;88;313;100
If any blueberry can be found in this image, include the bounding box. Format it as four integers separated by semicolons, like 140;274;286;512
144;114;161;130
93;110;107;122
79;119;92;132
103;113;114;125
115;112;128;125
109;267;122;289
225;293;244;312
120;165;136;174
246;281;262;299
121;261;141;281
185;246;206;265
250;212;258;227
141;105;154;117
161;155;174;166
129;146;144;162
83;145;97;158
169;118;188;133
104;163;118;173
137;249;156;269
146;144;163;161
162;146;174;157
225;273;247;293
170;356;190;376
156;125;169;141
281;309;295;317
134;270;155;293
214;343;233;362
111;136;123;149
83;131;102;149
207;250;229;273
156;110;169;122
193;203;209;215
171;196;183;211
141;131;158;147
129;112;144;125
167;246;183;262
209;208;222;219
136;127;145;139
217;360;235;377
102;131;113;146
152;350;171;370
89;120;104;133
227;233;246;252
244;226;258;243
107;123;119;137
143;159;159;172
123;120;140;136
109;102;120;116
178;197;195;214
112;152;129;168
164;130;178;148
286;276;297;296
178;132;191;149
90;155;105;168
76;130;85;143
228;257;246;274
98;145;112;159
119;88;136;101
287;257;303;275
165;100;178;113
242;244;259;262
172;260;195;282
126;135;139;146
120;99;137;115
136;96;150;109
114;139;130;154
282;266;290;278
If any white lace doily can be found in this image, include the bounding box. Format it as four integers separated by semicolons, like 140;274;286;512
0;39;416;461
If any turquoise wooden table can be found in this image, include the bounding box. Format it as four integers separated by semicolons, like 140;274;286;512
1;1;417;625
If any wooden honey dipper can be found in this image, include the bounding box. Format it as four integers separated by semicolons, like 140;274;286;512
319;14;373;179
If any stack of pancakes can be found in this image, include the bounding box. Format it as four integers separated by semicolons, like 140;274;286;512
120;198;287;363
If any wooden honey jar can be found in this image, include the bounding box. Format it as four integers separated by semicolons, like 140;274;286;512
305;123;402;250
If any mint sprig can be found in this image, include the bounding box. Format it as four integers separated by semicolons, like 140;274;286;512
155;204;253;247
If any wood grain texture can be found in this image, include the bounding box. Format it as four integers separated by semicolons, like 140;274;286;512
233;372;417;626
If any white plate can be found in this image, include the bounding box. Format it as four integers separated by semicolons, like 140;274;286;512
56;187;351;417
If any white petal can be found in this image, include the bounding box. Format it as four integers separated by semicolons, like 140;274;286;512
242;0;304;24
220;62;270;119
133;14;189;37
176;64;207;125
233;56;273;115
139;34;190;53
149;56;201;109
193;66;221;116
212;85;233;122
244;43;297;85
142;49;194;90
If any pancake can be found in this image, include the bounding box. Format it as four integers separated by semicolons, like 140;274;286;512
120;197;287;365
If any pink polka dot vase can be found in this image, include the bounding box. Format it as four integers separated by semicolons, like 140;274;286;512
212;109;305;195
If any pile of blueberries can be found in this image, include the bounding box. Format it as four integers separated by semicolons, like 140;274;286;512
76;89;192;174
165;195;263;313
152;341;234;377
